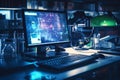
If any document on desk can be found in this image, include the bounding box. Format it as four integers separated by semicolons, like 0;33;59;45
65;48;98;55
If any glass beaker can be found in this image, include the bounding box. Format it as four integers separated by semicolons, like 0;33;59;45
92;33;100;49
1;39;17;59
0;34;6;59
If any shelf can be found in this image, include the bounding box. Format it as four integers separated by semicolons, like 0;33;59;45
0;28;23;33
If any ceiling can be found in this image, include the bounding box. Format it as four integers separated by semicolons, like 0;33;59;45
0;0;120;11
66;0;120;11
67;0;120;25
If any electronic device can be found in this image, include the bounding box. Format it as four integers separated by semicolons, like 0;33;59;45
37;53;104;71
22;9;70;59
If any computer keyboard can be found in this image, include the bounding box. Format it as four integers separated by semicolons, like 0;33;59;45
37;54;99;71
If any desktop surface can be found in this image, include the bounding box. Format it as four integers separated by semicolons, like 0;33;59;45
1;48;120;80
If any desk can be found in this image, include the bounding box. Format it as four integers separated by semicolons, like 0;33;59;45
0;48;120;80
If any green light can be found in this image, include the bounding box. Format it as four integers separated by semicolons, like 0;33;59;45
90;15;117;27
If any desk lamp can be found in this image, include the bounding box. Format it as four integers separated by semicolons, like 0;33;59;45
90;15;118;27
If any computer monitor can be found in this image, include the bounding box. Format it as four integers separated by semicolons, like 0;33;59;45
22;9;70;59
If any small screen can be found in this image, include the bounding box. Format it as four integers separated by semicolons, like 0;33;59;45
0;10;11;20
22;9;70;47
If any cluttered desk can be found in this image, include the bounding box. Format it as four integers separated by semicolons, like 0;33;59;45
0;47;120;80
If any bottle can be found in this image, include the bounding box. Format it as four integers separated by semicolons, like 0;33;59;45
93;33;100;49
1;39;16;59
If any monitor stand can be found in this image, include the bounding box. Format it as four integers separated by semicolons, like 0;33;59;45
36;45;69;60
23;45;69;61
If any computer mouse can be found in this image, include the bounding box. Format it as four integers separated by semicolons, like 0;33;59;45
99;54;106;58
96;53;105;59
91;53;105;59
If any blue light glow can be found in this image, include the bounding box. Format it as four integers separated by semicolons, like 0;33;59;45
30;71;43;80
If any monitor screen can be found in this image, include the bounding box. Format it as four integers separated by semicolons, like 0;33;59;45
22;9;70;47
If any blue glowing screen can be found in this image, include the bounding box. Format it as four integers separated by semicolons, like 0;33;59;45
23;10;70;46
